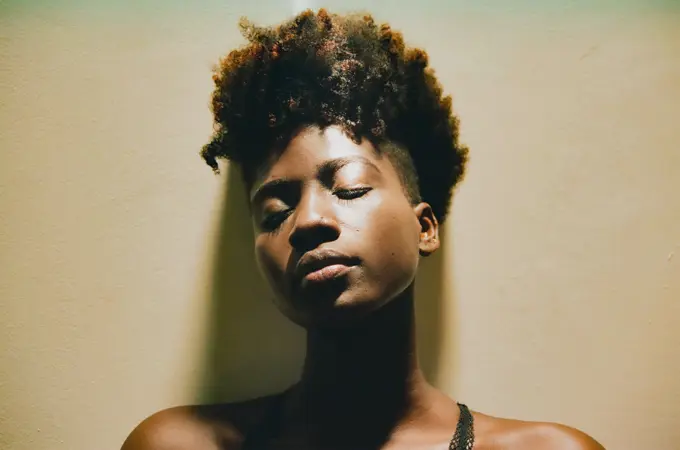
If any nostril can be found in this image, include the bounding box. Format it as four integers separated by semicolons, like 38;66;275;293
289;218;340;251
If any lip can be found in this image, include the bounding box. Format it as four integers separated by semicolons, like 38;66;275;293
293;249;360;286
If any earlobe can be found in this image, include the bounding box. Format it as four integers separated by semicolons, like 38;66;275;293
414;202;440;256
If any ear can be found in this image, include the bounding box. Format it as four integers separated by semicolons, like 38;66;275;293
413;202;440;257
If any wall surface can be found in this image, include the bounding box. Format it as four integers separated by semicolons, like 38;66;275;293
1;1;679;449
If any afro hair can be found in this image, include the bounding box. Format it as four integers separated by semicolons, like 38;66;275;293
201;9;468;222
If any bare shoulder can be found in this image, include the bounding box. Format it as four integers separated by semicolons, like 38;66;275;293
472;411;605;450
508;421;606;450
120;394;279;450
120;405;228;450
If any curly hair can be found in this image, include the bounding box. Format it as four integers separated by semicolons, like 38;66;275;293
201;9;468;222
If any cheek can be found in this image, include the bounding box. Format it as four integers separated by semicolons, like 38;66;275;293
382;214;420;272
254;235;288;294
351;198;421;278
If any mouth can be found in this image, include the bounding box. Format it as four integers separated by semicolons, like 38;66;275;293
294;250;360;287
303;263;353;284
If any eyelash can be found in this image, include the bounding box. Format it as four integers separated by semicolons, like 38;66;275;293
334;186;372;201
260;187;372;232
260;209;293;232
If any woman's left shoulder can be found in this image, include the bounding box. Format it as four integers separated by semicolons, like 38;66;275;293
471;410;605;450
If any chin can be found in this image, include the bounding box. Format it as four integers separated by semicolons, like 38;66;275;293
288;290;391;329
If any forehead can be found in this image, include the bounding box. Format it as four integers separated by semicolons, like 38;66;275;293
251;126;390;190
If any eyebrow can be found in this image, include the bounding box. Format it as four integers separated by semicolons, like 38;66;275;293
250;178;295;206
250;155;381;205
317;155;381;184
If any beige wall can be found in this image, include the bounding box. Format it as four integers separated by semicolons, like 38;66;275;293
1;2;679;449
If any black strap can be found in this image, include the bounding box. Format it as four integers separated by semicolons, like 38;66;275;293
449;403;475;450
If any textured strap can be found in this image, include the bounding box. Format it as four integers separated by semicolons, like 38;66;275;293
449;403;475;450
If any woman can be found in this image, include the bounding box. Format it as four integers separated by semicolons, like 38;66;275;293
123;9;604;450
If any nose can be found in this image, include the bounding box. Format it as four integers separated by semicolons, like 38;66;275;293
288;189;340;252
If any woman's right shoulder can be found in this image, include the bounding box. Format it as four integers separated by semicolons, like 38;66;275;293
120;395;280;450
120;405;233;450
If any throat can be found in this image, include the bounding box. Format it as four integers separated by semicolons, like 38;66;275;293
286;292;436;439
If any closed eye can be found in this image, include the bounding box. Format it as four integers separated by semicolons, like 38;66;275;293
260;209;293;232
334;187;372;201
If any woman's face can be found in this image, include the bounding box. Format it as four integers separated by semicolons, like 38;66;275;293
249;125;439;328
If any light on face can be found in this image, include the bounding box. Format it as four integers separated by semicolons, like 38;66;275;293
322;126;362;160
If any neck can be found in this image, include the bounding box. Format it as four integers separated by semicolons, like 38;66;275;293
285;286;438;445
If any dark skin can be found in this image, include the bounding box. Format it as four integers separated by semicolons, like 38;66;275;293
122;126;605;450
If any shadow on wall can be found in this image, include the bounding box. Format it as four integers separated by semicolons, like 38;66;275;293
199;163;452;404
414;217;450;386
198;164;305;404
